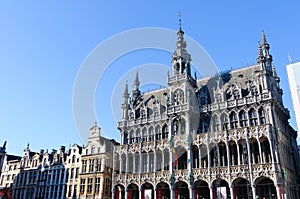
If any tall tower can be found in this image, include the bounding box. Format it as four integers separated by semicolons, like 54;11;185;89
171;27;192;77
257;31;273;71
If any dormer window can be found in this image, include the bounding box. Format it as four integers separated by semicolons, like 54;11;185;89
154;107;159;115
216;92;222;103
141;109;146;118
129;112;134;120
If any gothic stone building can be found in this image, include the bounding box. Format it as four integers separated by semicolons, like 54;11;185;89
112;28;300;199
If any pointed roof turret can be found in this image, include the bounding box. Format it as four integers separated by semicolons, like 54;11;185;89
123;81;129;104
261;31;273;64
171;26;191;77
256;42;265;64
132;70;141;99
262;31;267;45
134;70;140;90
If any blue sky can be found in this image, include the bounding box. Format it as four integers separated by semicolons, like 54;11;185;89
0;1;299;155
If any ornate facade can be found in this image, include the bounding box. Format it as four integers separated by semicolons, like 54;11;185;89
0;123;118;199
78;122;118;199
112;28;300;199
65;144;82;198
12;144;68;199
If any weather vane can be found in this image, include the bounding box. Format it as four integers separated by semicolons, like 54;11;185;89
178;11;182;29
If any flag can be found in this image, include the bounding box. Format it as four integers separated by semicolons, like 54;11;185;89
172;147;178;167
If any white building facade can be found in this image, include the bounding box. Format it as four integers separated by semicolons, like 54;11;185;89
112;28;300;199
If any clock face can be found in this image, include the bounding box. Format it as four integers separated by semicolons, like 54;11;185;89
177;42;181;47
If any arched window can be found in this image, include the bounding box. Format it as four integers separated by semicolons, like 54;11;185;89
148;127;154;141
162;124;168;139
135;129;140;143
72;155;76;163
229;112;238;129
142;128;147;142
173;120;179;135
174;89;184;105
155;126;161;140
250;85;258;95
141;109;146;118
239;110;247;127
181;119;186;134
233;87;240;99
248;108;257;126
220;113;229;130
258;108;266;125
212;115;220;132
216;92;222;103
91;146;95;155
129;130;134;144
154;106;159;115
129;111;134;120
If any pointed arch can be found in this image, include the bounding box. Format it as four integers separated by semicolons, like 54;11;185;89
248;108;258;126
180;118;186;134
239;109;248;127
142;127;147;142
135;128;140;143
220;112;229;131
212;114;220;132
162;123;168;139
258;107;266;125
148;126;154;141
229;111;238;129
155;125;161;140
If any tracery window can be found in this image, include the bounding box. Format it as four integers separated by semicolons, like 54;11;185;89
249;108;257;126
259;108;266;125
229;112;238;129
239;110;248;127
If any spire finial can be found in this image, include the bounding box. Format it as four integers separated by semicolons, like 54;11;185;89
257;41;264;64
178;11;182;29
135;70;139;83
262;30;267;45
132;70;141;99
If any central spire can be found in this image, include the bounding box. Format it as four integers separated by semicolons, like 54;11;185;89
132;70;141;100
171;24;191;77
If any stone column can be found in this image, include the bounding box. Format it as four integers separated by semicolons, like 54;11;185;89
139;187;142;199
199;145;202;168
162;151;165;171
189;185;194;199
257;136;263;163
139;152;142;174
125;188;128;199
226;140;231;169
154;150;157;172
230;185;234;199
133;153;136;173
171;185;175;199
147;153;150;173
236;141;241;165
251;185;256;199
119;153;122;174
125;153;129;174
210;185;214;199
276;184;281;199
